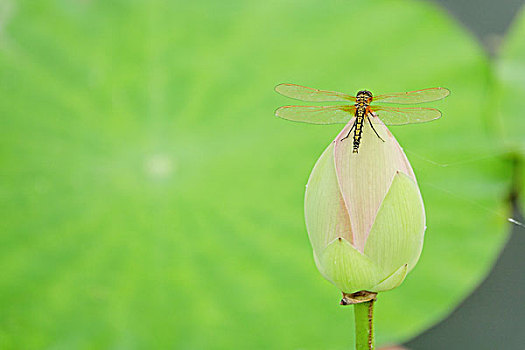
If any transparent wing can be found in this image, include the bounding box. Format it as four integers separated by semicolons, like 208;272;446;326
275;105;355;124
275;83;356;102
371;105;442;125
374;87;450;104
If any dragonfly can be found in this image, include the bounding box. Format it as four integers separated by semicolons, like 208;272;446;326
275;83;450;153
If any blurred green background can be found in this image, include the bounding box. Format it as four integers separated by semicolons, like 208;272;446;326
0;0;523;349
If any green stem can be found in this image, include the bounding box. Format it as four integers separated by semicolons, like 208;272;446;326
354;300;374;350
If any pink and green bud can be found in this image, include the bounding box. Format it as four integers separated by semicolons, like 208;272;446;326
305;118;425;294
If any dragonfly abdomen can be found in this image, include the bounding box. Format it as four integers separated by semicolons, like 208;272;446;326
352;107;366;153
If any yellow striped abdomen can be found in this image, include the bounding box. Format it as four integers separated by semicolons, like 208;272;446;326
353;108;366;153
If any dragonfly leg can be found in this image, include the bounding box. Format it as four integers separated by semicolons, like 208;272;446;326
367;116;385;142
340;120;356;142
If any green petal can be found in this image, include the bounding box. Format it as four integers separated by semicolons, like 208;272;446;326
370;264;408;292
364;172;425;275
305;141;353;256
320;237;383;293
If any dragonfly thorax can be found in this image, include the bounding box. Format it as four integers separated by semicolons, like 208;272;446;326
356;90;373;105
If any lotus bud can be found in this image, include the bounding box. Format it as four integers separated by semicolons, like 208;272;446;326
305;117;425;300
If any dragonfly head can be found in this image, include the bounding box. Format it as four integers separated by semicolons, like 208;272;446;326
356;90;373;104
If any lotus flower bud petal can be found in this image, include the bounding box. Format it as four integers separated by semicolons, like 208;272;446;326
318;237;383;292
371;264;408;292
305;142;353;258
364;172;425;277
333;119;416;252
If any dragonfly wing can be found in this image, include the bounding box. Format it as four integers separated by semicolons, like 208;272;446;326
275;83;356;102
374;87;450;104
275;105;355;124
371;105;442;125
